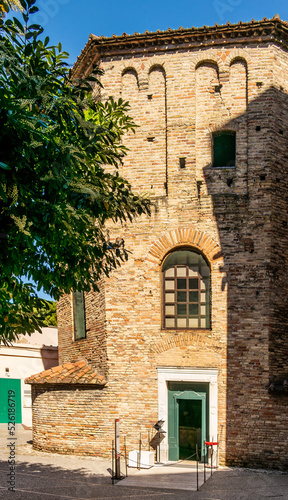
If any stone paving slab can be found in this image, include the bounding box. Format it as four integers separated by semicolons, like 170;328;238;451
118;462;204;491
0;427;287;499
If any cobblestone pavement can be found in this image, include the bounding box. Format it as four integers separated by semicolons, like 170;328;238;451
0;427;287;499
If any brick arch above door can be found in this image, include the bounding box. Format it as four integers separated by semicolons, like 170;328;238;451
146;227;223;269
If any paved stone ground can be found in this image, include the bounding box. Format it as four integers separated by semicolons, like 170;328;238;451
0;427;287;499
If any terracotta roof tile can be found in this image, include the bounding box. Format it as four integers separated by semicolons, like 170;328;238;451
73;17;288;79
25;360;107;386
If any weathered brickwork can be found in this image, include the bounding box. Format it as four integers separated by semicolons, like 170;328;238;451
57;280;108;377
29;18;288;470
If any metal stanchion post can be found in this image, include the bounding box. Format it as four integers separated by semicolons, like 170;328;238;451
124;436;128;477
204;441;206;483
138;433;141;470
211;444;213;477
112;440;115;485
196;444;199;492
115;419;120;480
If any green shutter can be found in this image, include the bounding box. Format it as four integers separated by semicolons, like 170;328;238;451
213;131;236;167
73;291;86;340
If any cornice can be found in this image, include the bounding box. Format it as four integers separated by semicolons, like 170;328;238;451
73;16;288;78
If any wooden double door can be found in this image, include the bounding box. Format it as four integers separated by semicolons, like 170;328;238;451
168;382;208;461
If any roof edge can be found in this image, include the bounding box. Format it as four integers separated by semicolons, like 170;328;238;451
73;16;288;78
25;359;107;386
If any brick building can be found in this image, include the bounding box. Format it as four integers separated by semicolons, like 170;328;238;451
26;16;288;470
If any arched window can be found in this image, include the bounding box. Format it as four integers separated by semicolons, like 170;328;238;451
162;250;210;329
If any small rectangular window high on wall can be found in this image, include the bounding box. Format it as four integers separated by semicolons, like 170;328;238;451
212;131;236;168
73;291;86;340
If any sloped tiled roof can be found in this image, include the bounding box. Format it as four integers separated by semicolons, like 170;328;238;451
25;360;107;386
73;15;288;78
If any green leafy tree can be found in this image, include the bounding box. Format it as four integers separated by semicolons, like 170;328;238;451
0;0;23;18
34;301;57;327
0;0;150;342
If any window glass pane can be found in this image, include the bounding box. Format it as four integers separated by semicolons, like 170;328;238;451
163;250;208;271
177;291;186;302
187;253;199;265
200;278;208;291
165;268;175;277
177;279;186;290
165;305;175;315
189;318;199;328
174;253;188;265
177;318;187;328
201;317;207;328
177;267;186;277
189;291;198;302
166;318;175;328
188;268;198;277
177;303;187;315
189;278;198;289
213;131;236;168
201;292;206;302
189;304;199;315
165;280;175;290
200;266;210;277
201;305;206;315
165;293;175;302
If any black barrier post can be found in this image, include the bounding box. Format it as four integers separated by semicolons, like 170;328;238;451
112;440;115;485
196;444;199;491
203;441;206;483
124;436;128;477
211;443;213;477
138;433;141;470
115;419;120;480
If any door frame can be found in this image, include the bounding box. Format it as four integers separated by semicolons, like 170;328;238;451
157;367;218;462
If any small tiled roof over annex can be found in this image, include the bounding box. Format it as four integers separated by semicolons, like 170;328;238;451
25;360;107;386
73;15;288;78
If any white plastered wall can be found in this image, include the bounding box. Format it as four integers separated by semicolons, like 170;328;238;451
0;328;58;427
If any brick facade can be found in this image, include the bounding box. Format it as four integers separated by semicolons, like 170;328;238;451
27;17;288;470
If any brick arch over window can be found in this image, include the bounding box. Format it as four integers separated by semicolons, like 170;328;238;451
146;58;166;74
225;50;251;69
194;53;223;72
146;228;222;269
148;64;166;89
148;63;166;77
121;67;139;86
150;331;223;354
121;67;139;101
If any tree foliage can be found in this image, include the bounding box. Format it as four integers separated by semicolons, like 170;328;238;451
0;0;150;342
34;301;57;327
0;0;23;18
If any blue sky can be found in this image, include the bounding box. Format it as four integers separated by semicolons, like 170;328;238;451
31;0;288;66
20;0;288;299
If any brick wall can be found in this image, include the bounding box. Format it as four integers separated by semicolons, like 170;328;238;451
57;280;108;377
32;21;288;470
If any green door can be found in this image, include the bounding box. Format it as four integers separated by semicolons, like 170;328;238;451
168;388;206;461
0;378;22;424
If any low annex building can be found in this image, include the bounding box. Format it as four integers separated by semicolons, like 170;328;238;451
26;16;288;470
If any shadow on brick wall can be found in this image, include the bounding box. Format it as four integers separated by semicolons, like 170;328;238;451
203;85;288;469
